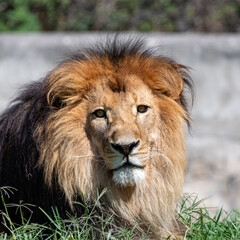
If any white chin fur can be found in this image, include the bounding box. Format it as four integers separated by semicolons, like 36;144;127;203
112;167;145;187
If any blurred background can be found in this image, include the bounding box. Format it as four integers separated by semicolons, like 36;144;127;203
0;0;240;213
0;0;240;32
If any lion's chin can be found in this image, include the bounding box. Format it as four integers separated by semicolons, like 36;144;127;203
112;167;145;187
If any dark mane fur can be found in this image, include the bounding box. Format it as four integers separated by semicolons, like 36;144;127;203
0;81;71;223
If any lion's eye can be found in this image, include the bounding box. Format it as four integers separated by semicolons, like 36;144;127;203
93;109;106;118
137;105;149;113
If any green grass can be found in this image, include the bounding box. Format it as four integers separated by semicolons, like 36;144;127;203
0;188;240;239
0;187;143;240
178;195;240;239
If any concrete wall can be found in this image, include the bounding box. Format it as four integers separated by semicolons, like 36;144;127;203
0;33;240;211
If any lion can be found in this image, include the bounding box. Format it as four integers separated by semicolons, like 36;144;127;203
0;37;193;238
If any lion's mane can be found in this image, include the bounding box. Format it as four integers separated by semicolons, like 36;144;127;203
0;37;193;237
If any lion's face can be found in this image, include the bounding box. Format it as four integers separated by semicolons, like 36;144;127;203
87;75;160;187
41;53;190;199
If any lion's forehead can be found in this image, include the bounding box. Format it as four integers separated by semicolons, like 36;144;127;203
90;75;154;109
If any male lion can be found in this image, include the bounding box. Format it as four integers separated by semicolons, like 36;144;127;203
0;37;193;238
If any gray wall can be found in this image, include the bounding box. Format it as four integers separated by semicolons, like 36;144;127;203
0;33;240;211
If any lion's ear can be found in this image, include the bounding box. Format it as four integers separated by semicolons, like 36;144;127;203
160;63;193;102
160;63;187;100
51;96;66;109
45;64;82;110
165;63;194;123
46;77;68;110
149;61;193;114
156;62;193;126
147;62;186;100
47;86;72;110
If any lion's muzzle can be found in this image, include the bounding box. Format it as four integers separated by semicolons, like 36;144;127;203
109;139;146;186
111;140;140;156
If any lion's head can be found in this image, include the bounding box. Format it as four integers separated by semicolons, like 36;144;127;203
0;37;192;237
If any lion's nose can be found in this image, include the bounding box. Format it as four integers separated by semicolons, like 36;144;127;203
111;140;140;156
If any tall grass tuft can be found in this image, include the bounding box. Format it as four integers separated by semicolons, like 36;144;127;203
179;194;240;239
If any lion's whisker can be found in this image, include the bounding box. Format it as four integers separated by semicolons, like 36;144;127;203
72;154;101;159
150;151;173;163
131;151;148;155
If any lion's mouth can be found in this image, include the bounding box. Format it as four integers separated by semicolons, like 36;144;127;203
111;161;146;186
111;161;144;171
